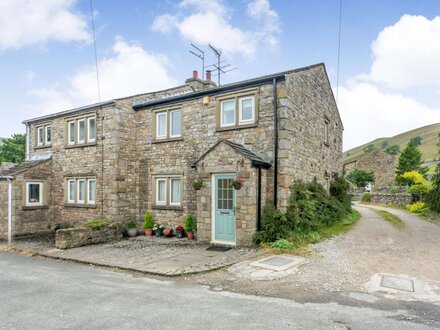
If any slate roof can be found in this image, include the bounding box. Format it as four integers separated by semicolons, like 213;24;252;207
193;139;271;168
0;158;51;178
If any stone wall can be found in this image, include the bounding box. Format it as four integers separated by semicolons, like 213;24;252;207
55;225;122;249
370;193;412;206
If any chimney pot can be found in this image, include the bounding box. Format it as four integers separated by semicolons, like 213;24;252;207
193;70;198;79
206;70;212;81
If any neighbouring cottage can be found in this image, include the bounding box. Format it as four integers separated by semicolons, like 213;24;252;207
0;63;343;246
343;149;395;192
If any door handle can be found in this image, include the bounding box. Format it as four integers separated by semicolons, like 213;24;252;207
233;207;236;215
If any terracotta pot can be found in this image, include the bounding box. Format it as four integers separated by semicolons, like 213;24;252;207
163;228;174;237
187;231;195;240
145;228;153;236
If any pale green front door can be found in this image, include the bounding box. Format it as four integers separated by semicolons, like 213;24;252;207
214;175;236;242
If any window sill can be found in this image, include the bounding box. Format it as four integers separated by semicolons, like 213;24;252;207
34;145;52;150
152;205;183;211
64;203;97;209
216;123;258;132
152;137;183;144
22;205;48;211
65;142;97;149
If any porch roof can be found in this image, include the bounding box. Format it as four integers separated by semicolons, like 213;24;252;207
192;139;271;169
0;158;51;179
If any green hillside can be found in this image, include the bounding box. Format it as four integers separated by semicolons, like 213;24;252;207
343;123;440;163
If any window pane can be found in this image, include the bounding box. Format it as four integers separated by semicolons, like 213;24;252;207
157;180;166;202
241;98;253;121
222;100;235;125
38;128;43;144
170;178;181;204
68;180;75;202
171;111;181;137
88;118;96;141
78;120;85;142
45;126;51;143
68;121;75;143
88;179;96;203
78;180;85;202
28;184;40;203
157;113;166;138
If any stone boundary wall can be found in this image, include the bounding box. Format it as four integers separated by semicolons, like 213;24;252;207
55;225;122;249
370;193;412;207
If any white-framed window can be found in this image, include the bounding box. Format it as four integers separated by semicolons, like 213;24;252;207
239;96;255;124
88;117;96;142
26;182;43;207
170;110;181;138
156;178;167;205
77;119;85;143
77;179;85;204
45;126;51;144
170;178;181;206
324;119;330;144
87;178;96;204
156;112;167;139
221;99;235;127
37;127;44;145
68;121;75;145
67;179;75;203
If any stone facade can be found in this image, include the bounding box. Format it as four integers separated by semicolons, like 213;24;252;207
1;63;343;246
370;193;412;206
344;149;395;192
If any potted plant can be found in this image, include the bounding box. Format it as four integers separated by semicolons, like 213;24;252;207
126;220;137;237
231;177;245;190
184;214;196;240
163;228;174;237
192;180;204;190
175;225;184;238
143;211;155;236
153;224;164;237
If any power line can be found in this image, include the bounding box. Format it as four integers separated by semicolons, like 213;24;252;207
336;0;343;104
90;0;101;102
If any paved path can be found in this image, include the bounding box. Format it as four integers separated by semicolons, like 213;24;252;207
0;251;435;330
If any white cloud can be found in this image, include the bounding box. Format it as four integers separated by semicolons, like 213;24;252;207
363;15;440;90
151;0;280;57
338;82;440;150
0;0;90;50
26;39;177;116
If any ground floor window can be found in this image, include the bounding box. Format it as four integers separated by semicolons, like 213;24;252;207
26;182;43;207
66;177;96;206
154;176;182;207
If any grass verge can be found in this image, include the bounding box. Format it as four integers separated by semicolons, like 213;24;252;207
373;209;405;229
265;209;361;254
419;210;440;226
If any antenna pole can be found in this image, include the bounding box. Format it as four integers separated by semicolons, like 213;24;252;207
189;44;205;79
209;44;222;85
90;0;101;102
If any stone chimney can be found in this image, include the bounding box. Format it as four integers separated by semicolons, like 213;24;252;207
185;69;216;91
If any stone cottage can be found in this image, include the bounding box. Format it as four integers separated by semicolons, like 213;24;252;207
343;149;395;192
0;63;343;246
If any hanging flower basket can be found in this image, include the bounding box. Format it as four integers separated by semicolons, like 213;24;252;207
192;180;204;190
231;177;245;190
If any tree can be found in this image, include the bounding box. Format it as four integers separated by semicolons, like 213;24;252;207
0;134;26;164
346;169;376;187
384;144;400;156
427;164;440;212
411;136;423;146
395;139;426;184
381;140;389;149
363;144;375;153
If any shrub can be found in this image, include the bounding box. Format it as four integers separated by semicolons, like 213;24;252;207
270;239;296;250
361;192;372;202
127;220;136;229
390;186;399;194
54;222;74;230
427;164;440;213
406;202;427;214
401;171;427;186
253;203;291;244
346;169;375;187
407;184;429;195
184;214;197;232
143;212;154;229
330;176;351;211
85;219;109;230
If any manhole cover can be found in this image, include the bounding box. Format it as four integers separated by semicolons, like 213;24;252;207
250;255;306;271
381;275;415;292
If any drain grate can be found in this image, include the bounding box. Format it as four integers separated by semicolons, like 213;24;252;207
206;246;231;252
381;275;415;292
250;255;306;271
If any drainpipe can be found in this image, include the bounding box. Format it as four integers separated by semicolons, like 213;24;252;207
6;176;13;245
257;166;262;231
273;78;278;208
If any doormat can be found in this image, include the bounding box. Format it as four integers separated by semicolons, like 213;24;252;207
206;246;232;252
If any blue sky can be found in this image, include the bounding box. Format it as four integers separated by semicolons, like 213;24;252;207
1;0;440;150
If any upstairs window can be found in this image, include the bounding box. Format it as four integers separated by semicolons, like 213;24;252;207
154;109;182;141
239;96;255;124
45;126;51;144
66;115;96;146
26;182;43;207
35;124;51;147
221;100;235;127
217;91;257;129
37;127;44;145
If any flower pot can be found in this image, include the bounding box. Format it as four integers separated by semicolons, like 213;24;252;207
145;228;153;236
176;230;184;238
194;186;201;190
187;231;195;240
163;228;173;237
127;228;137;237
233;185;242;190
154;229;163;237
